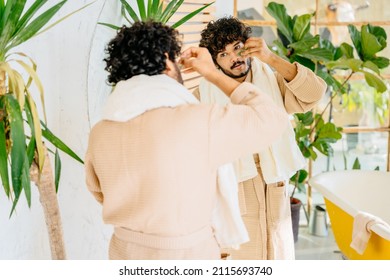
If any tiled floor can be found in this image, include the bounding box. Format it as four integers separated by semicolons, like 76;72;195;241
295;226;344;260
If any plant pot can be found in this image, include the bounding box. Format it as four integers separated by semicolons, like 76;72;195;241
290;197;302;243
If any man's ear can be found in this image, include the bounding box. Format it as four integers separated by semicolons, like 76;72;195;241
163;53;175;75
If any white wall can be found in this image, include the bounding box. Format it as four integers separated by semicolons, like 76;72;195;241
215;0;234;18
0;0;234;260
0;0;118;260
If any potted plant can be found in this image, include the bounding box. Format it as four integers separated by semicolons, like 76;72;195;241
100;0;215;29
0;0;91;259
265;1;388;242
289;169;308;242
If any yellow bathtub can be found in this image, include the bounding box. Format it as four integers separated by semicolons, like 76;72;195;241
309;170;390;260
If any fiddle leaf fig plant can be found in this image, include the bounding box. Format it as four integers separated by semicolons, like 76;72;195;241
265;2;389;196
100;0;214;29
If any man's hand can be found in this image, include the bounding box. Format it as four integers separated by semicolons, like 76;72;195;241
241;37;275;64
179;47;218;78
242;37;297;82
180;47;240;97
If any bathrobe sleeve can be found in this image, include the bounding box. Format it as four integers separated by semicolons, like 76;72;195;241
276;62;327;114
85;149;104;204
208;82;289;168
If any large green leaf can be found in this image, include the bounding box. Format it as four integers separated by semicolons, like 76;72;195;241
290;169;308;184
119;0;140;22
5;94;26;203
54;148;61;192
348;25;362;60
116;0;214;28
362;61;380;75
316;70;345;93
288;35;319;53
339;42;354;59
319;37;338;59
97;22;121;30
0;0;15;32
272;39;289;59
326;58;362;72
161;0;184;23
368;24;387;48
317;122;343;141
1;0;27;38
0;0;4;18
291;54;315;71
293;14;312;42
26;136;36;166
369;25;387;40
0;111;10;196
297;48;333;62
371;56;390;69
136;0;146;19
150;0;160;18
40;121;83;164
295;111;314;126
362;71;388;93
312;141;333;157
266;2;293;43
0;0;27;53
8;1;67;51
361;25;383;59
171;2;214;28
16;0;47;32
21;152;31;207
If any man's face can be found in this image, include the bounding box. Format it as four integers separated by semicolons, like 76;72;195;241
215;41;251;80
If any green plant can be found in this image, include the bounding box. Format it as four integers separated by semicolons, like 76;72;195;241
265;2;389;198
100;0;214;29
0;0;92;259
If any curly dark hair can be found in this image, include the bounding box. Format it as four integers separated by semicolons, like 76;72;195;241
199;17;251;62
104;21;182;85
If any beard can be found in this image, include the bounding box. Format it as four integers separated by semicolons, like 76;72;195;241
218;58;252;79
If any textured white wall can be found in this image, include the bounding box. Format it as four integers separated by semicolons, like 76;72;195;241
0;0;234;260
0;0;119;260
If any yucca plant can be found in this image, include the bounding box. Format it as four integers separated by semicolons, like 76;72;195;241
100;0;214;29
0;0;92;259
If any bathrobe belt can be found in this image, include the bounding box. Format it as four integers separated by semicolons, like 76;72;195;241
114;226;214;250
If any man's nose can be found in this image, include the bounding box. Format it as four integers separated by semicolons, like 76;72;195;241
230;52;240;62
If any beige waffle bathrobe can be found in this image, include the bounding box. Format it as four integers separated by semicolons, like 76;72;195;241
85;74;289;260
194;59;327;259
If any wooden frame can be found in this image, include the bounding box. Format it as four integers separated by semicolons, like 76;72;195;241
233;0;390;213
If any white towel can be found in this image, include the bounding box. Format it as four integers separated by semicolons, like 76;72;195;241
102;74;249;248
350;211;390;255
199;57;306;183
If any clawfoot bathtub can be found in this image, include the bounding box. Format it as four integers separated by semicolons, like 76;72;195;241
309;170;390;260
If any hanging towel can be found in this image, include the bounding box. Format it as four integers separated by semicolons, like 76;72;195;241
102;74;249;249
350;211;390;255
199;57;306;183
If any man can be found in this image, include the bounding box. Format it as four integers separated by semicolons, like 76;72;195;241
85;21;290;260
195;17;327;260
